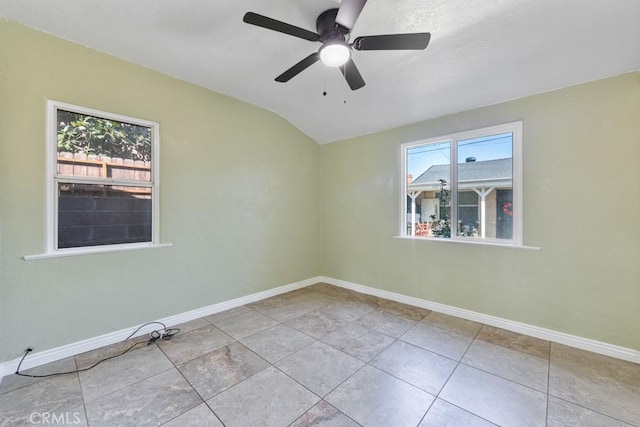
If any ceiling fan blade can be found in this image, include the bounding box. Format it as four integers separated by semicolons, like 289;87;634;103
336;0;368;29
275;53;320;82
353;33;431;50
339;59;365;90
243;12;321;42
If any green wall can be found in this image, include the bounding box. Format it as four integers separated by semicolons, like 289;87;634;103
0;20;321;362
321;72;640;351
1;18;638;364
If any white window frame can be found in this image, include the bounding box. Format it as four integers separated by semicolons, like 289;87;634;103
401;121;523;246
43;100;162;257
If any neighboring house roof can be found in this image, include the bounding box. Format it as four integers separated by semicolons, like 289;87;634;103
409;158;512;191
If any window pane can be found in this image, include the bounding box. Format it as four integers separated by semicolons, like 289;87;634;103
57;183;152;249
458;192;479;236
456;132;513;239
56;109;151;181
406;141;451;237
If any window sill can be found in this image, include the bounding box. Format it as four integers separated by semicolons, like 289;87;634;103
394;235;540;250
24;243;173;260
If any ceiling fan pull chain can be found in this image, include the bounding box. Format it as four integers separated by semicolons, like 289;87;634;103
323;66;327;96
342;67;347;103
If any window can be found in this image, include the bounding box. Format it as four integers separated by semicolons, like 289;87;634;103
402;122;522;245
46;101;160;253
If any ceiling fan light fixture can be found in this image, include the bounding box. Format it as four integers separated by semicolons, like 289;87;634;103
319;42;351;67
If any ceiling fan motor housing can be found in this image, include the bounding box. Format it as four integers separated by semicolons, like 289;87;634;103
316;9;348;43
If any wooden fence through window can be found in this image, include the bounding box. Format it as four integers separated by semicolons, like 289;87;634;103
57;152;151;195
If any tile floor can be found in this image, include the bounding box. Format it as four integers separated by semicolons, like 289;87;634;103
1;283;639;426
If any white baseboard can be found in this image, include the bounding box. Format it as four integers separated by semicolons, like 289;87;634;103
0;276;322;383
319;276;640;365
3;274;637;385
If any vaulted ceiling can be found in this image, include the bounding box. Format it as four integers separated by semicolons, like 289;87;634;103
1;0;639;143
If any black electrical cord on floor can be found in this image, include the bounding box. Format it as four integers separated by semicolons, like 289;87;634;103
15;321;180;378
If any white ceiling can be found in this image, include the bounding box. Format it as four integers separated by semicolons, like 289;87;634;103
1;0;639;143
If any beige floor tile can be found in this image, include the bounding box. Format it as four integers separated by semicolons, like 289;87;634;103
326;365;434;427
161;403;223;427
476;325;550;359
178;341;269;400
547;396;634;427
319;299;377;322
290;401;360;427
0;357;77;395
79;343;173;402
400;320;476;361
204;305;256;324
419;399;497;427
75;335;149;370
85;369;201;427
462;339;549;392
377;299;431;321
248;291;335;322
285;309;350;339
549;343;640;425
422;312;483;336
207;366;319;427
156;324;234;365
276;341;364;396
240;323;314;363
370;340;457;395
321;322;395;362
168;318;211;335
358;309;418;337
306;283;357;299
0;374;85;427
208;308;279;340
440;364;547;427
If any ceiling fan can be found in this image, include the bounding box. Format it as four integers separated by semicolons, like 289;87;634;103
243;0;431;90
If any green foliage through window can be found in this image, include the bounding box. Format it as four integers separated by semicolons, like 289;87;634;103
57;110;151;161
